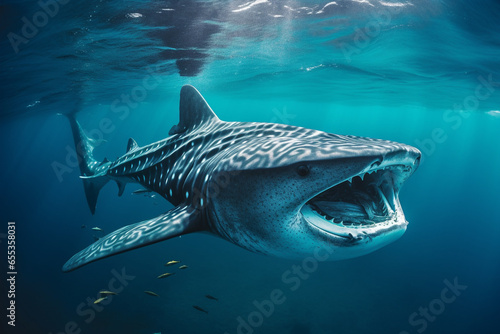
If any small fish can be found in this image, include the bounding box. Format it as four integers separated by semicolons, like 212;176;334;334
144;291;159;297
157;273;175;279
99;290;118;296
132;189;151;195
94;297;108;304
81;224;86;229
205;295;218;301
91;227;103;231
92;235;100;241
193;305;208;314
179;265;188;269
164;260;180;266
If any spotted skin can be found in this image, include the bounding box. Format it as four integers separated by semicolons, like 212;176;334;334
62;85;420;272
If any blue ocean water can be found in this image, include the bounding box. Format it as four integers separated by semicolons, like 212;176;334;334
1;0;500;333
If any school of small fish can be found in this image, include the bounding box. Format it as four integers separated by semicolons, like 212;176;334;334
83;224;217;314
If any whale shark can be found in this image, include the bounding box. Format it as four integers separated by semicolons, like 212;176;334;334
62;85;421;272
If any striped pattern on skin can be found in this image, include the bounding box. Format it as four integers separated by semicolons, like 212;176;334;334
105;121;417;207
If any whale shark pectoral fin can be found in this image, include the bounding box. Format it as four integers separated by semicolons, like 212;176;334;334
169;85;221;135
62;205;202;272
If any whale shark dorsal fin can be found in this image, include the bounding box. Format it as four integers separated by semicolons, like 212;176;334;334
99;158;109;166
127;138;138;152
169;85;220;135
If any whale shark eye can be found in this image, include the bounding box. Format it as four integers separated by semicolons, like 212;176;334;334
297;165;310;177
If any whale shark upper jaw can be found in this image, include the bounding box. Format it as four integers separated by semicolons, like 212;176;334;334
301;160;415;242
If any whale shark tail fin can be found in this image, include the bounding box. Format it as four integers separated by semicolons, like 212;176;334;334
64;109;109;214
79;173;109;215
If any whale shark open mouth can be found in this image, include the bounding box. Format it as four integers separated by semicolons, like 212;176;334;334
302;165;412;239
